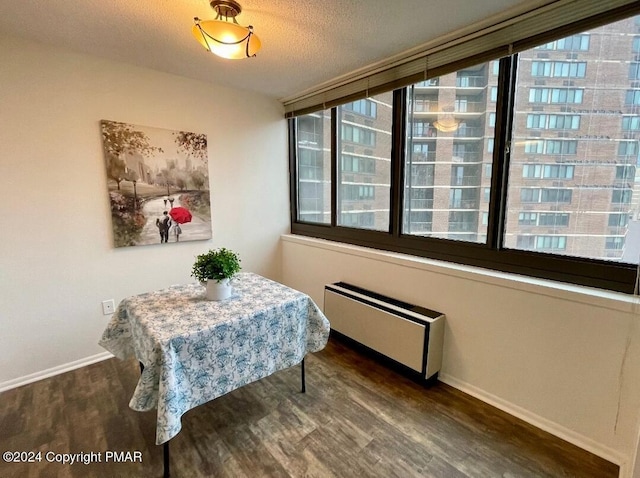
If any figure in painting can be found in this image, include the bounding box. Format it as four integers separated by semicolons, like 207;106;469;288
155;211;172;243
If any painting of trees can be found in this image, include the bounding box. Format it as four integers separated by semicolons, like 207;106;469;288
175;131;207;163
100;120;212;248
101;121;163;188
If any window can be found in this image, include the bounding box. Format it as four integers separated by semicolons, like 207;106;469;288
522;164;574;179
524;141;542;154
516;235;535;248
531;61;586;78
616;165;635;181
622;116;640;131
625;90;640;105
612;189;633;203
412;121;436;137
340;212;375;228
290;13;640;294
522;165;542;178
552;115;578;130
520;188;540;202
298;149;324;180
413;143;431;154
457;67;486;87
545;165;574;179
520;188;572;203
343;99;377;118
504;27;640;264
410;164;434;186
526;114;580;130
524;140;577;155
341;184;375;200
519;212;538;225
452;165;465;186
295;111;331;224
341;124;376;146
547;140;577;155
338;92;392;231
454;98;468;112
536;34;590;51
609;213;629;227
406;187;433;209
605;237;625;250
541;188;572;202
529;88;584;104
618;141;639;157
538;213;570;226
406;210;432;233
449;188;479;209
535;236;567;250
516;235;567;250
341;155;376;174
448;211;478;232
518;212;569;226
403;67;496;242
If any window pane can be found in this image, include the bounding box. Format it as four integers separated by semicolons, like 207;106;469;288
296;110;331;224
403;61;498;242
504;16;640;264
338;93;392;231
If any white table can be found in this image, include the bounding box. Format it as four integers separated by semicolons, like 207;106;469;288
99;272;330;476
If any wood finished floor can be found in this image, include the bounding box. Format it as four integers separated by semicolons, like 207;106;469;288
1;337;618;478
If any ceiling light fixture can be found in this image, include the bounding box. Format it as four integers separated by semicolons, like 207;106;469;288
192;0;261;60
433;109;459;132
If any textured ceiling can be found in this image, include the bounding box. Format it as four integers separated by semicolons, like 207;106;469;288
0;0;535;100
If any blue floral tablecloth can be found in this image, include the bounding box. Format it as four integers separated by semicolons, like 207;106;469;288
99;272;330;444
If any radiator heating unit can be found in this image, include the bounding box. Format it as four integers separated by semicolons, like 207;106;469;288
324;282;445;380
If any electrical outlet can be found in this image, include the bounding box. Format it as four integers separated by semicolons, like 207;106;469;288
102;299;115;315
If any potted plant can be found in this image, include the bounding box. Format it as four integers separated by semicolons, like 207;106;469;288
191;247;241;300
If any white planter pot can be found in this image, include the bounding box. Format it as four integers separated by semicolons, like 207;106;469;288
205;278;232;301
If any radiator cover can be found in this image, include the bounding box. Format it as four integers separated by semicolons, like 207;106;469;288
324;282;445;379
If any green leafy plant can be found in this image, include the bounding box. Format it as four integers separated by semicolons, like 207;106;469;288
191;248;241;283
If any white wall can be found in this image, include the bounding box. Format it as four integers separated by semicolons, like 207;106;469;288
281;234;640;477
0;35;289;388
4;30;640;478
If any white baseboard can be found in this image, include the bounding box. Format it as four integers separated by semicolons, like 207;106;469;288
0;352;114;393
438;373;627;472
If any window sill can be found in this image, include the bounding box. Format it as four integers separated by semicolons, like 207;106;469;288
281;233;640;315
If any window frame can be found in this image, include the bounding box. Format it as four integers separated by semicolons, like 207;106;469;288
288;18;639;294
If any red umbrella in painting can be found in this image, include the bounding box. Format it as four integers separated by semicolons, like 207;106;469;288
169;206;192;224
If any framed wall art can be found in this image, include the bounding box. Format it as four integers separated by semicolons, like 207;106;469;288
100;120;212;247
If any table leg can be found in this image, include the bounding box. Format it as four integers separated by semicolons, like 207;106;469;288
140;362;169;477
301;358;306;393
163;442;170;478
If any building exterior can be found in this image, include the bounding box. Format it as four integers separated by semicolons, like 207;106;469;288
506;15;640;262
297;14;640;264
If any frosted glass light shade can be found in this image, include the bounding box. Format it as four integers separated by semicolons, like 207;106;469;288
433;115;459;132
193;20;261;59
